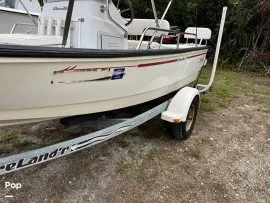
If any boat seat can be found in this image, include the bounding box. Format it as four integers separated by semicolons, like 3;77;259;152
127;19;170;36
0;34;62;46
184;27;212;45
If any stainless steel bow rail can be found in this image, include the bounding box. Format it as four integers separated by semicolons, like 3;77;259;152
136;27;197;50
0;101;170;175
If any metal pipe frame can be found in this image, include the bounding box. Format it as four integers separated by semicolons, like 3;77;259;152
197;7;228;93
159;34;165;49
10;23;35;34
151;0;159;28
161;0;173;21
148;0;174;49
105;0;128;38
62;0;75;46
18;0;38;26
136;27;196;50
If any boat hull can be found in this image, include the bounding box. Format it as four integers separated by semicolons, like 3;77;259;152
0;49;207;126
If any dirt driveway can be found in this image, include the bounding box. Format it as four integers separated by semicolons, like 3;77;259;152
0;69;269;202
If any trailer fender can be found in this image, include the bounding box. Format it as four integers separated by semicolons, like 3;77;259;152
161;87;200;123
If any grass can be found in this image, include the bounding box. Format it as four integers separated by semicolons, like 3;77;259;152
115;161;149;183
115;162;131;175
198;67;270;112
147;148;158;160
0;132;19;143
0;147;11;154
0;131;34;154
189;147;203;160
14;139;33;148
135;164;148;182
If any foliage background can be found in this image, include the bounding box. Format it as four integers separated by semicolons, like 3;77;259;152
130;0;269;69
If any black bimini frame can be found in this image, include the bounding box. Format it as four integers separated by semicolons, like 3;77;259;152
62;0;75;46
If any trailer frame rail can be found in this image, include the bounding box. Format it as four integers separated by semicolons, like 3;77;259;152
0;101;169;175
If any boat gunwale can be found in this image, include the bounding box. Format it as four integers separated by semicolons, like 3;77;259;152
0;44;209;58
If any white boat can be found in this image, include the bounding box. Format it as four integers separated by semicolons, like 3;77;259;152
0;0;41;34
0;0;212;126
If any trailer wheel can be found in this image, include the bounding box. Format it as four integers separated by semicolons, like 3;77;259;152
171;96;199;140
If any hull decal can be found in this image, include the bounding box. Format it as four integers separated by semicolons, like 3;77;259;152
52;67;126;84
57;76;113;84
71;122;135;151
138;53;206;68
112;68;125;80
55;66;135;74
51;53;206;84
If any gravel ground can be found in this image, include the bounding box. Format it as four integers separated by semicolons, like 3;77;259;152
0;70;269;203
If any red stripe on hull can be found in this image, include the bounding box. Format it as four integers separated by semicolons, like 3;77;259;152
58;53;206;72
138;59;178;68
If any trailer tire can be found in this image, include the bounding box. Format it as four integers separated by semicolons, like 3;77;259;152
171;96;199;140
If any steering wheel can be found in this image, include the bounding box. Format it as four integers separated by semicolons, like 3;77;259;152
113;0;134;26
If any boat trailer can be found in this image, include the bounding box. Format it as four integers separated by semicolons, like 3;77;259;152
0;7;227;176
0;100;170;175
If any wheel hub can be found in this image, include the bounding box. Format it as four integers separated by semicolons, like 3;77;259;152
186;103;195;131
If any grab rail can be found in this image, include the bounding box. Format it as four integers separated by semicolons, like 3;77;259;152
136;27;197;50
18;0;38;26
10;23;35;34
103;0;128;38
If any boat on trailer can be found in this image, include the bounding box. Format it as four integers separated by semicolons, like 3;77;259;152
0;0;228;175
0;0;211;127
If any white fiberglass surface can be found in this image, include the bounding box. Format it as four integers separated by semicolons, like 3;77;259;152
127;40;206;50
0;51;206;111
